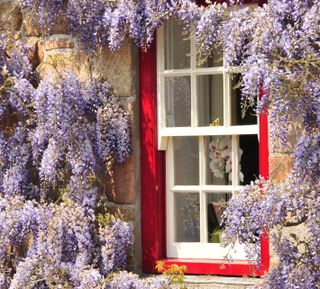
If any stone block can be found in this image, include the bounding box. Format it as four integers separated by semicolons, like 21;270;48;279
114;154;136;204
269;153;294;183
104;156;136;206
43;36;74;51
36;39;44;63
51;17;69;35
113;98;138;205
24;37;44;69
105;203;136;222
0;2;22;32
269;120;303;154
102;97;137;205
22;16;41;37
22;11;69;36
37;49;91;81
93;38;138;97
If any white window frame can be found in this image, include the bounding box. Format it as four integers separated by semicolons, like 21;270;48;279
157;21;259;260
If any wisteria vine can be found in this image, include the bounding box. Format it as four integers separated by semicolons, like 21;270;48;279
2;0;320;288
0;33;169;289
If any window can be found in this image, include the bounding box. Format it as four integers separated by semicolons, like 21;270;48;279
157;19;259;260
139;12;269;276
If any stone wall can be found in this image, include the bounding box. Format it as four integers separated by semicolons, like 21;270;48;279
0;0;142;272
268;120;306;269
269;122;302;183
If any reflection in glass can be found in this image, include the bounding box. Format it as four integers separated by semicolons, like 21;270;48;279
240;135;259;185
197;46;223;68
175;193;200;242
207;193;232;243
174;137;199;185
197;74;224;127
206;136;233;185
164;19;190;70
231;74;257;125
165;77;191;127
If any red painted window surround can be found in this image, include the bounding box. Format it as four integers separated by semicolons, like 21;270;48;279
140;1;269;276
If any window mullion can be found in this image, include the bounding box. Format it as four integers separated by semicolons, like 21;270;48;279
157;27;168;150
231;135;240;186
224;72;231;127
157;75;165;131
199;136;207;243
160;67;224;76
191;35;197;128
157;27;165;73
199;137;206;187
166;137;176;246
200;190;207;243
158;76;168;149
190;31;196;70
191;74;197;128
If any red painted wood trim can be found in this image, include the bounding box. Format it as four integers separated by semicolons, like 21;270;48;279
258;92;270;274
259;111;269;180
158;259;266;276
140;38;167;273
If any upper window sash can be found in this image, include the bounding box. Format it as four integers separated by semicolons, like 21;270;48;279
157;19;258;150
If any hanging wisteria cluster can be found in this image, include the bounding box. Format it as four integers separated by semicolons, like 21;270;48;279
17;0;207;50
212;1;318;289
0;194;169;288
219;1;319;289
3;0;320;288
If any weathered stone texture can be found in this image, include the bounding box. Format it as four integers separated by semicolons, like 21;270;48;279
0;2;22;32
114;155;136;204
51;17;70;35
24;37;44;68
114;98;139;205
93;39;138;97
22;16;41;37
105;203;136;222
37;49;91;81
22;14;69;37
269;153;294;183
43;35;75;51
269;121;303;154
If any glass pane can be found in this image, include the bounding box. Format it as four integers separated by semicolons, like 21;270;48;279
231;74;257;125
175;193;200;242
240;135;259;185
197;74;224;127
165;76;191;127
164;19;190;70
207;193;232;243
197;46;223;68
174;137;199;185
206;136;232;185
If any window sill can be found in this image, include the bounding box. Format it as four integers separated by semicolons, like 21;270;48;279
156;258;267;277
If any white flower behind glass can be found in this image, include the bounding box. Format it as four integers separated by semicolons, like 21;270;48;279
209;136;244;183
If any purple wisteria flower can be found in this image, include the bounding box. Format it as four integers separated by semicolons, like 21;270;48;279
99;217;132;275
